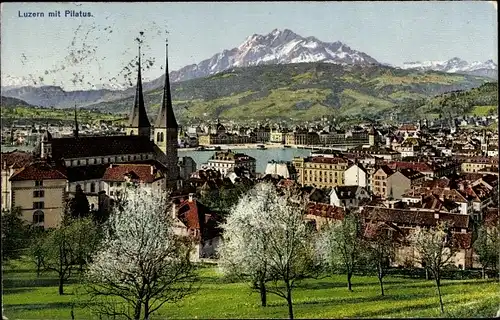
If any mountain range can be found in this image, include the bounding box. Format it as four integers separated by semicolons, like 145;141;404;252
401;57;497;79
1;28;497;113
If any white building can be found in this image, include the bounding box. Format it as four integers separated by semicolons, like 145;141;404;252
343;163;369;189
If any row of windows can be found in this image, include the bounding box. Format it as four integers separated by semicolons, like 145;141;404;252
304;170;340;177
305;164;345;170
70;154;151;166
304;176;340;184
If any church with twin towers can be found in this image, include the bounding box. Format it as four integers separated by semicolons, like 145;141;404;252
40;40;183;190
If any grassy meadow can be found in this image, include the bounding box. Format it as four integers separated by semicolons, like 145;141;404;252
2;257;499;319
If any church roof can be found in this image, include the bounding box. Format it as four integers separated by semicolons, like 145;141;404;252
128;49;151;128
154;43;178;129
49;135;156;160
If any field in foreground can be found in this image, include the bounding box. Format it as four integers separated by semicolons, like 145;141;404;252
2;258;499;319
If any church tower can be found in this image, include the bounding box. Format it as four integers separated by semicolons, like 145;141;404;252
154;40;179;186
126;44;151;137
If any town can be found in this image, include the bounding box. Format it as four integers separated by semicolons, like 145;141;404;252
1;2;499;320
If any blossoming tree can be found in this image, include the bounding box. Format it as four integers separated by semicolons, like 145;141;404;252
218;182;317;320
85;187;196;320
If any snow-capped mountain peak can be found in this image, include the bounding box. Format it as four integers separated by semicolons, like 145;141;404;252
169;28;379;82
400;57;497;78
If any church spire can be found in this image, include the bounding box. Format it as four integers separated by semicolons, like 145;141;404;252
154;38;178;129
128;42;151;130
73;104;79;138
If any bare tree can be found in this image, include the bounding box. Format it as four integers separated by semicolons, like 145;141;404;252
316;212;361;291
85;187;196;320
408;222;457;314
219;182;317;320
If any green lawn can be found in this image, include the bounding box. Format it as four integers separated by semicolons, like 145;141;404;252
2;258;499;319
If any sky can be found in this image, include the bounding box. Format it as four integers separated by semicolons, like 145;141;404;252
1;1;497;90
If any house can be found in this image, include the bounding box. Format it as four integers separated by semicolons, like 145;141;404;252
372;165;394;198
172;194;223;261
9;161;67;229
343;163;369;189
292;156;349;188
387;168;426;200
329;186;370;209
205;150;256;176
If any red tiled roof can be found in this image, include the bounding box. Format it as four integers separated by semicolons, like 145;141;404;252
177;199;222;240
307;202;345;220
386;161;433;173
102;164;163;183
9;161;67;181
1;151;33;169
361;206;471;230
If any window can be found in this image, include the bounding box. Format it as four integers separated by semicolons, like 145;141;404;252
90;182;96;193
33;190;45;198
77;160;81;166
33;202;44;209
130;130;135;135
110;182;114;187
33;210;44;224
35;180;43;187
110;191;114;196
108;158;111;163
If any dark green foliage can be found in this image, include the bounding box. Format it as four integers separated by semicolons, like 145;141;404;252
1;207;31;261
33;218;101;295
69;185;90;219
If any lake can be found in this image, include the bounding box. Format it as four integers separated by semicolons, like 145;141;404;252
178;147;312;173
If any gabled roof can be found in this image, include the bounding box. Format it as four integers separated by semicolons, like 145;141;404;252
331;186;361;199
102;164;164;183
177;199;222;240
10;161;67;181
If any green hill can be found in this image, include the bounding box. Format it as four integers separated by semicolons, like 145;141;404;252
388;82;498;121
85;62;491;121
1;96;123;126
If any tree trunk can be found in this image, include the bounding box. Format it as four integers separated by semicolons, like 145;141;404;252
259;278;267;307
482;266;485;279
435;277;444;314
347;271;353;291
58;276;64;295
144;299;150;320
285;280;294;320
425;268;429;280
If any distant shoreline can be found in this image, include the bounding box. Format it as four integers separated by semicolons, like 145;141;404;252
178;143;287;152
